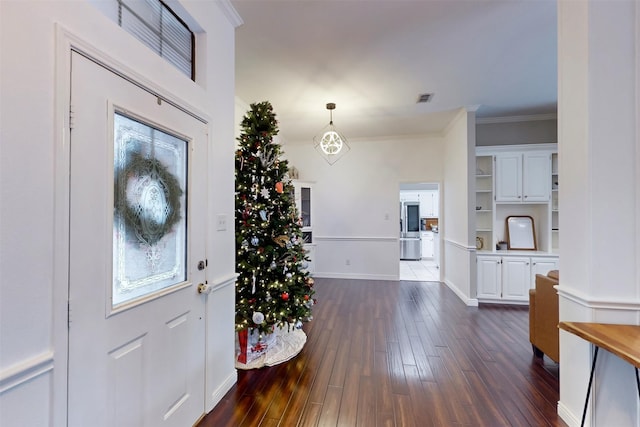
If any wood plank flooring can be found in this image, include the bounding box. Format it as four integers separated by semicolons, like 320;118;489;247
198;278;567;427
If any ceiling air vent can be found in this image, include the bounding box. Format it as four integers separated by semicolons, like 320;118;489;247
417;93;434;103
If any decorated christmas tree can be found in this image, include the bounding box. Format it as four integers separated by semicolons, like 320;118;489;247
235;101;315;343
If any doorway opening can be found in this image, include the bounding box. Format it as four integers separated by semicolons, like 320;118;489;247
399;182;440;281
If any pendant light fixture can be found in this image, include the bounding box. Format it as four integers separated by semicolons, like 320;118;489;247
313;103;350;165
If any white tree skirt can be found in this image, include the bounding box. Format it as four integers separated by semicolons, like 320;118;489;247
236;327;307;370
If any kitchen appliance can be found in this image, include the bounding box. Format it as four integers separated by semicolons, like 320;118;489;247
400;201;421;260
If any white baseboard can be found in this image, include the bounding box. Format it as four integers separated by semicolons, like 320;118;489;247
207;370;237;413
312;272;397;281
557;400;580;427
443;279;478;306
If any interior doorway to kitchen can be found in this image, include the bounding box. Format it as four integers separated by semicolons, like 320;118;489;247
399;182;440;281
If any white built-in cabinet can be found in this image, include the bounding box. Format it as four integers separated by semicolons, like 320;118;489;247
476;255;501;299
475;143;559;304
531;256;559;283
475;144;558;254
495;152;551;203
476;253;559;304
475;156;494;251
292;180;315;275
477;255;530;302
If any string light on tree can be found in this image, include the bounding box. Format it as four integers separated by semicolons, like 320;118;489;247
235;101;316;336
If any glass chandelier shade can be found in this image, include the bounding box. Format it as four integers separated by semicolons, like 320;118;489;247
319;129;343;155
313;103;350;165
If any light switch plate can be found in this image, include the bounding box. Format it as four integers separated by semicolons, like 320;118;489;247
216;214;227;231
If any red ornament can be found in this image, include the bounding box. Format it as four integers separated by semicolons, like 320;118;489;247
275;182;284;193
281;292;289;301
304;295;310;301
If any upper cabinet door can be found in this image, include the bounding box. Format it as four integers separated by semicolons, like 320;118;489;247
495;152;551;203
523;153;551;202
495;154;523;202
419;190;438;217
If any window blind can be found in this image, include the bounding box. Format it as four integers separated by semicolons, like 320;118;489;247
118;0;194;80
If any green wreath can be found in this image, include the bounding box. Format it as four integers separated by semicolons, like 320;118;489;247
115;152;183;246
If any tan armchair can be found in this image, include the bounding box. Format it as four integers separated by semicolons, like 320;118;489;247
529;270;559;363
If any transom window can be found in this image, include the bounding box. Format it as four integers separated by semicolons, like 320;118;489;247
105;0;195;79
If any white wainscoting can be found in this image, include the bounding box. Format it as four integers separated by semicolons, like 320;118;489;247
557;290;640;427
205;273;238;412
557;287;640;313
0;351;54;426
312;236;398;280
443;238;478;306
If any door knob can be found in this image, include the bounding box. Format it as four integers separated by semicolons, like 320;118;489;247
198;282;212;294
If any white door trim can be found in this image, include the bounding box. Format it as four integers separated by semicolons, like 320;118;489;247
53;25;211;427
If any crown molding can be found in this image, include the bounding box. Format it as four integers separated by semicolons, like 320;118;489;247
217;0;244;28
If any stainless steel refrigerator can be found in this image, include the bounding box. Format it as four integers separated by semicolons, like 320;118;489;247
400;201;422;260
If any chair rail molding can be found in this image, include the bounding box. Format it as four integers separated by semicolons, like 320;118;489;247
0;351;55;394
210;273;239;294
315;236;398;242
444;237;476;251
556;286;640;312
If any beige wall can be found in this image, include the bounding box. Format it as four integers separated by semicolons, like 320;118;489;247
280;133;446;280
476;118;557;146
270;106;478;304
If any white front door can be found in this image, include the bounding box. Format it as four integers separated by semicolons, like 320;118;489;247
68;51;208;427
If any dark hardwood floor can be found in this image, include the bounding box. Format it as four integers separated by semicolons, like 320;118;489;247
198;278;567;427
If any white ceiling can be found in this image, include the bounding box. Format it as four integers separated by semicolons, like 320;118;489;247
231;0;558;144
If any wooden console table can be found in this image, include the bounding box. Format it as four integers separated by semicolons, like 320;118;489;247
558;322;640;427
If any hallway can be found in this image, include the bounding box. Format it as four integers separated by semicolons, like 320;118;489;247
200;277;565;427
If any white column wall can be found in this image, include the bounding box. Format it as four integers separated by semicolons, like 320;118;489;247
557;1;640;426
442;108;477;305
0;1;239;425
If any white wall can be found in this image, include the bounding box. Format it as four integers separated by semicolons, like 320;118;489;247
442;109;477;305
557;1;640;426
0;1;239;425
280;134;445;280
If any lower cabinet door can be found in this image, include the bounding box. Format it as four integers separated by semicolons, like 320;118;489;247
421;232;434;258
530;257;559;285
501;257;531;300
477;256;501;299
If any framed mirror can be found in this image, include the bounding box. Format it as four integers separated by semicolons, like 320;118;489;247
506;216;536;250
